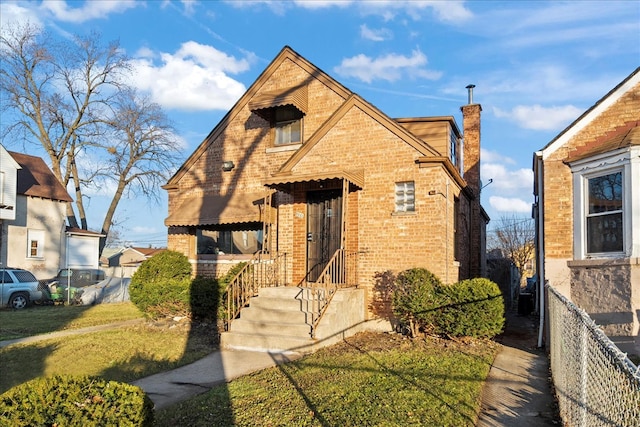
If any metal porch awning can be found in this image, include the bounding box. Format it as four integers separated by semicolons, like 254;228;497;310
165;192;269;227
263;170;364;193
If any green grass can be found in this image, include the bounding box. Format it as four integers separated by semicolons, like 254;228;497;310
0;321;218;393
0;303;144;340
156;332;499;427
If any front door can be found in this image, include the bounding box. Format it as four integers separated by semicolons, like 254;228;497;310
306;189;342;281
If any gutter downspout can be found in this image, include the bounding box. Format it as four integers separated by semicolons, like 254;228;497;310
535;152;546;349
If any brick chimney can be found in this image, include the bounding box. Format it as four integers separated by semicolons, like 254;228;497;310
461;84;481;196
461;84;484;278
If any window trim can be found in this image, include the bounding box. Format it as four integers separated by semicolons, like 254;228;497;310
570;148;639;259
27;229;45;259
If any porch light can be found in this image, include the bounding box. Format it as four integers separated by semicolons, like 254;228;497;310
222;161;235;172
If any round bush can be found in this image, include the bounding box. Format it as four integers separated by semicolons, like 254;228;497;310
391;268;442;337
129;250;192;318
0;375;154;427
434;278;505;338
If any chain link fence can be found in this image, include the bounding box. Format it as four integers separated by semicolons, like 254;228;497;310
548;285;640;426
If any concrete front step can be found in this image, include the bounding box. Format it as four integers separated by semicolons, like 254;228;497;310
220;331;318;354
229;318;312;337
221;286;368;354
221;286;314;353
240;305;309;324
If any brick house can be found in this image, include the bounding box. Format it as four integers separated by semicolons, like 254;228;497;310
533;67;640;354
164;46;488;351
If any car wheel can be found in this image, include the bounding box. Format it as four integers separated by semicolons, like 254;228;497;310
9;292;29;310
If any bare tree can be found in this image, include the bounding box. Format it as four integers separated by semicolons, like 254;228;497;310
95;89;182;253
488;215;536;285
1;23;182;254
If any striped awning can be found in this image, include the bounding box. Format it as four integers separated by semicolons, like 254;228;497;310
249;86;308;119
264;170;364;192
165;192;268;227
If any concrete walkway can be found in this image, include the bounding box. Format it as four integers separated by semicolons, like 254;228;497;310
132;349;302;409
477;310;560;426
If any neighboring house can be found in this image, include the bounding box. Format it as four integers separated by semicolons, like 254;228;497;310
533;67;640;354
0;146;103;280
106;246;165;267
164;46;488;345
0;147;72;279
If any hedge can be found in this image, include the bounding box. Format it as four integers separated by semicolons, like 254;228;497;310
0;375;154;426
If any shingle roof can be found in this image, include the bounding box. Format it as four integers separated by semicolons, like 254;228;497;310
8;151;73;202
565;121;640;163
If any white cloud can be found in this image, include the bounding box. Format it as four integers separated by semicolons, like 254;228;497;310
360;24;392;42
40;0;140;23
334;49;441;83
0;1;42;28
129;41;249;111
359;1;473;23
481;162;533;193
493;104;582;131
481;149;516;166
489;196;532;213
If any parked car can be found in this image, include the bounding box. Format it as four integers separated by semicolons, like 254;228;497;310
0;268;43;309
44;268;105;304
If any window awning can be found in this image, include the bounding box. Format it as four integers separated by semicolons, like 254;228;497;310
165;192;269;227
249;86;308;120
263;170;364;192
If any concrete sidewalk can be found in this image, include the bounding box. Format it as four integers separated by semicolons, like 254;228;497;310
132;349;302;409
477;310;560;426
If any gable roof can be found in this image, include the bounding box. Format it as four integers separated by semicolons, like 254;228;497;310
270;94;439;179
538;66;640;160
164;46;442;190
8;151;73;202
164;46;353;189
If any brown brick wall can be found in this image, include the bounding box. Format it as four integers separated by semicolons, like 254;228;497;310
543;81;640;263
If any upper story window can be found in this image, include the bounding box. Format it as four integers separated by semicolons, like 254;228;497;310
586;171;623;254
274;106;302;145
449;131;459;169
570;146;639;259
395;181;415;213
27;229;44;258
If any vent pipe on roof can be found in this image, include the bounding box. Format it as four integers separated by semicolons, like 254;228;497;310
466;84;476;104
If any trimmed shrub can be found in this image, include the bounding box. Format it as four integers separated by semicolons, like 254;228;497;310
0;375;154;427
434;278;505;338
129;250;192;319
391;268;442;337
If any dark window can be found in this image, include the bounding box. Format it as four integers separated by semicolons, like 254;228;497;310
197;227;263;255
586;172;623;253
273;106;302;145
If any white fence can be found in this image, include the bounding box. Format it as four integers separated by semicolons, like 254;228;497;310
548;286;640;426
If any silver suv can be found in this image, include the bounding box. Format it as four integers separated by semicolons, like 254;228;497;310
0;268;43;309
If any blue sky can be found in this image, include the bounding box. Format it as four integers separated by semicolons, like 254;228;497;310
1;0;639;248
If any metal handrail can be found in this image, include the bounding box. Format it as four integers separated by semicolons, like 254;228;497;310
301;248;358;338
224;250;286;331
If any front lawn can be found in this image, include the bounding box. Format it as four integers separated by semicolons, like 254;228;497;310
0;303;143;341
0;320;217;393
156;332;499;427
